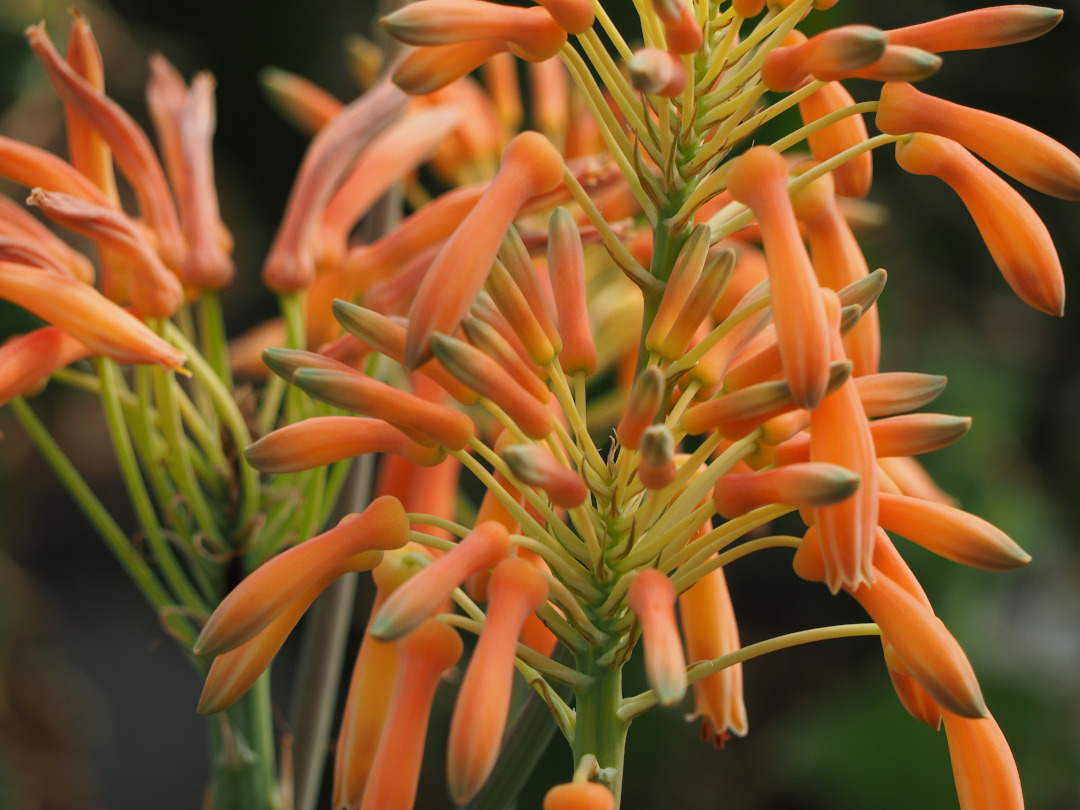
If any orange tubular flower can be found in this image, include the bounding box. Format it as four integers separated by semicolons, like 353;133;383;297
712;462;860;519
432;333;555;439
878;82;1080;201
877;492;1031;571
244;415;446;473
0;327;92;406
393;39;511;95
404;131;565;369
544;782;615;810
371;521;513;640
761;27;887;92
359;619;464;810
808;290;879;592
447;557;549;804
638;425;678;490
502;444;588;508
942;711;1024;810
315;105;462;270
26;23;186;269
791;171;879;375
617;367;666;450
774;412;971;465
64;10;118;203
886;5;1063;53
679;563;748;746
333;550;425;808
627;568;687;706
894;132;1065;316
381;0;567;62
262;80;407;292
628;48;688;97
798;81;872;198
645;224;710;357
0;196;94;283
651;0;703;54
726;146;831;409
193;497;410;656
259;67;344;135
548;207;598;375
29;188;184;318
0;261;185;369
285;365;476;450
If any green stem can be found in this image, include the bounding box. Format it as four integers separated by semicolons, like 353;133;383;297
572;656;628;806
208;670;280;810
96;358;211;615
8;396;181;630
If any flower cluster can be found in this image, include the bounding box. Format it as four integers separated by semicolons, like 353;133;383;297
1;1;1075;809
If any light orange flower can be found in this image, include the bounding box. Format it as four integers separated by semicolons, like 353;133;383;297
627;568;687;706
447;556;549;803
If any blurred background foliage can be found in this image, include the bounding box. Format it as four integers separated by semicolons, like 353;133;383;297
0;0;1078;808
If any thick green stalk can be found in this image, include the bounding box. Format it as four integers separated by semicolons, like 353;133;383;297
572;656;629;806
208;671;280;810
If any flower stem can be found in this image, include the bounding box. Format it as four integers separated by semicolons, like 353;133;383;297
573;655;629;806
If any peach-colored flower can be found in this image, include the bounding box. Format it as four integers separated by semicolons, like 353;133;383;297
447;556;549;803
628;569;687;706
543;782;615;810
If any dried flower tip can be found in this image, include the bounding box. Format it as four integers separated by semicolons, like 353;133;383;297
371;521;512;640
726;146;830;409
291;366;476;450
713;463;860;519
359;619;463;810
544;782;615;810
628;49;688;97
381;0;566;62
447;557;549;803
627;568;687;706
259;67;343;135
798;81;873;198
617;367;667;450
879;82;1080;201
26;22;185;269
894;133;1065;315
638;425;678;490
502;444;588;508
887;5;1063;53
405;131;565;369
878;492;1031;570
761;27;887;92
194;498;409;656
28;188;184;318
244;416;445;473
432;332;555;439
